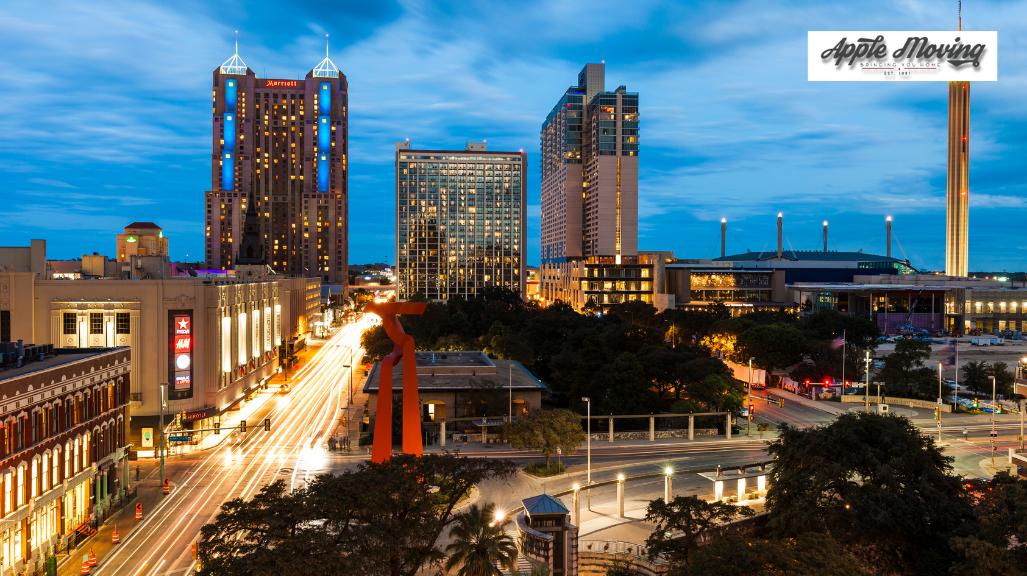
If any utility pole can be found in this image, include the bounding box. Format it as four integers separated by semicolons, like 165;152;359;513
508;364;513;423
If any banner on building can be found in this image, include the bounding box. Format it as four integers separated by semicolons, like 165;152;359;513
808;31;997;81
168;310;195;400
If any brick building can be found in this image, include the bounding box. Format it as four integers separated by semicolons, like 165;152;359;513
0;346;130;574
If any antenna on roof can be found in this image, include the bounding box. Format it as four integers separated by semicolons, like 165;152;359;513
959;0;962;32
235;30;239;55
326;33;330;58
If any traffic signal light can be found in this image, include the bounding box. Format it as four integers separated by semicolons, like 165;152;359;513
240;420;247;434
973;398;979;409
191;543;198;560
749;404;755;415
174;412;181;427
181;410;186;425
934;408;939;420
264;418;270;432
214;421;220;435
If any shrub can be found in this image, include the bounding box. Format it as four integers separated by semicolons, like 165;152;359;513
524;462;566;477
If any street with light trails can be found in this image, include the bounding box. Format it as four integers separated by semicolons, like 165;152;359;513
78;318;372;576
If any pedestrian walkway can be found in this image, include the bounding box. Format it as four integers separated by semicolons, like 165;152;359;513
421;431;769;456
344;364;370;451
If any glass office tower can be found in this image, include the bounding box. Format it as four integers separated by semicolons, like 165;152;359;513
395;142;527;301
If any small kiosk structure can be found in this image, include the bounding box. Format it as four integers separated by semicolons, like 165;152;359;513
516;494;579;575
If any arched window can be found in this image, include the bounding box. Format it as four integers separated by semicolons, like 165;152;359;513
30;459;38;498
16;464;25;506
41;454;48;493
3;471;11;514
52;447;60;484
64;442;71;478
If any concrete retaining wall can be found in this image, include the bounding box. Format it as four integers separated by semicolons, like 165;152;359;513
578;553;668;576
587;429;719;441
840;395;952;412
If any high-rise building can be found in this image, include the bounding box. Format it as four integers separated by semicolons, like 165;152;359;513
540;64;654;309
205;41;349;285
395;142;527;301
945;80;970;277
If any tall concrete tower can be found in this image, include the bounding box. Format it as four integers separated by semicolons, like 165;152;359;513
945;8;971;278
945;83;970;277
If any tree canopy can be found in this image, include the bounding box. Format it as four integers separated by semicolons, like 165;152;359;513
503;408;585;466
644;495;754;566
198;453;517;576
765;412;971;574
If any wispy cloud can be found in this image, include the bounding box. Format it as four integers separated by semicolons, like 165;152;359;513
28;178;76;188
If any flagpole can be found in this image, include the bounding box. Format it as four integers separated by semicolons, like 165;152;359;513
841;329;845;387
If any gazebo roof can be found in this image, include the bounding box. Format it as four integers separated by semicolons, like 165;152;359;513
522;494;569;516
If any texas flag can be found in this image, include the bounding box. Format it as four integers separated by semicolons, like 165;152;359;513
943;339;957;367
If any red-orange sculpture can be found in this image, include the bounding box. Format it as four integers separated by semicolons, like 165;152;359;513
364;301;427;462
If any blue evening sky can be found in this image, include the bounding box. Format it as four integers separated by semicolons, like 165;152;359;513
1;1;1025;272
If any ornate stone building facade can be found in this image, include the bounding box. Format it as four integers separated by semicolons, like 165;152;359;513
0;347;130;574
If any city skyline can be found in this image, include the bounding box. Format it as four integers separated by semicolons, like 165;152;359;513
1;1;1026;272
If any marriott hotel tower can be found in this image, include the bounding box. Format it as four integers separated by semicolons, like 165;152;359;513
204;45;349;285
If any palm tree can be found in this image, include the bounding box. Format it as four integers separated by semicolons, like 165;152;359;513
445;502;519;576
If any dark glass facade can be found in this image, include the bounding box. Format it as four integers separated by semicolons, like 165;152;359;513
395;145;527;301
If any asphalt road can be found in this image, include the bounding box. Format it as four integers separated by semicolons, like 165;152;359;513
86;319;370;576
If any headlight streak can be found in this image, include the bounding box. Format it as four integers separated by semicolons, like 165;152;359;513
95;319;372;576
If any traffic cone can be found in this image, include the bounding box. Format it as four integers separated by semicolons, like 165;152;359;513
88;548;97;567
112;525;120;544
81;561;90;575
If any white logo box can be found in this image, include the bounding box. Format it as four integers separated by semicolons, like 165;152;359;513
808;31;997;81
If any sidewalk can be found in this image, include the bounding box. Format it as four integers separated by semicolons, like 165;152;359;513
979;457;1017;478
57;466;165;576
766;388;848;416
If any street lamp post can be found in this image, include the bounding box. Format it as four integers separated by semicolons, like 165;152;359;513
747;357;754;436
159;382;167;492
937;362;943;443
990;375;997;467
508;364;513;423
582;396;591;510
865;350;871;413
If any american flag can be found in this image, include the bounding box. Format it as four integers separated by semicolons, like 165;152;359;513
943;339;957;367
831;334;845;349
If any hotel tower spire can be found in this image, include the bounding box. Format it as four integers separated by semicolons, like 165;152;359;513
945;2;970;277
